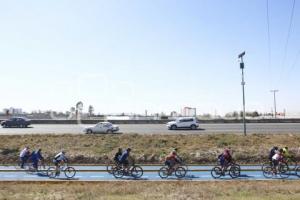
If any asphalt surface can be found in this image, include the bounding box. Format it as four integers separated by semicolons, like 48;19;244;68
1;123;300;135
0;165;299;181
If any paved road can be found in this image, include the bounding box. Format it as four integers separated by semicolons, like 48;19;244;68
0;165;298;181
1;123;300;135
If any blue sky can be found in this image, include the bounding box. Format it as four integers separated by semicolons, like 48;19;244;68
0;0;299;115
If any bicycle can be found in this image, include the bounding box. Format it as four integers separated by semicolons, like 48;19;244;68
177;156;189;172
262;161;290;179
112;160;143;179
211;162;240;179
158;164;187;179
47;163;76;179
106;159;119;174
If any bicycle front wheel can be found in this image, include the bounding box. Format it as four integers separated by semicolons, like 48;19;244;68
64;167;76;178
131;165;143;179
279;163;290;179
229;166;240;179
175;167;187;178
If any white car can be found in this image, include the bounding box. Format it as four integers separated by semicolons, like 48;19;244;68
84;122;119;134
167;117;199;130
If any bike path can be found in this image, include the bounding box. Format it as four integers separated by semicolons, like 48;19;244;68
0;165;264;171
0;170;299;181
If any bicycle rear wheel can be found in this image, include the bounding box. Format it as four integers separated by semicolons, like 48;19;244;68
112;166;124;179
262;166;273;178
47;167;57;178
131;165;143;178
158;167;169;179
211;166;222;179
175;167;187;178
64;167;76;178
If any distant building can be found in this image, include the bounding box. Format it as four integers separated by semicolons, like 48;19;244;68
3;107;23;115
181;107;196;117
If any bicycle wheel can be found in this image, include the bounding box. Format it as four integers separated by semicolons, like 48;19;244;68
131;165;143;178
15;159;21;169
261;162;272;172
64;167;76;178
279;163;290;179
211;166;222;179
47;167;57;178
25;163;36;174
229;166;240;179
262;166;273;179
106;162;115;174
295;166;300;177
175;167;187;178
158;167;169;179
112;166;124;179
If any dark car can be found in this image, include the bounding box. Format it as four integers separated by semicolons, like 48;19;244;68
1;117;31;128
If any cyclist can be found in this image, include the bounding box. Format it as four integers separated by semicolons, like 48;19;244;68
114;148;122;165
272;148;284;171
53;150;68;175
269;146;279;162
218;148;233;174
282;147;291;159
31;149;44;171
165;150;181;173
19;146;31;169
119;148;131;172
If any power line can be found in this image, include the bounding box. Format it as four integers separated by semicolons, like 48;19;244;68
278;0;296;85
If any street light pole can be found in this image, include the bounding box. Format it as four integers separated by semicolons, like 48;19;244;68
270;90;279;118
238;51;246;136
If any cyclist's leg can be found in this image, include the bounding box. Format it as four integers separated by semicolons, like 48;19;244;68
54;161;60;175
20;157;25;168
32;160;38;170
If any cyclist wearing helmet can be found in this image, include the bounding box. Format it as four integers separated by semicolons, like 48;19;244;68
269;146;279;162
165;150;180;170
31;148;44;170
19;146;30;169
114;148;122;165
218;148;232;172
53;150;68;175
282;147;290;159
119;148;131;171
272;148;284;167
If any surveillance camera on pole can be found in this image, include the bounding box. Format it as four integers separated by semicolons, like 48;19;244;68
238;51;246;136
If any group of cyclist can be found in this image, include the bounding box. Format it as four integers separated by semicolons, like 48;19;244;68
19;146;68;176
269;146;291;167
18;145;295;178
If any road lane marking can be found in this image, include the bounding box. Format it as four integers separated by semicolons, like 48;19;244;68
24;175;36;178
90;176;104;178
3;175;16;178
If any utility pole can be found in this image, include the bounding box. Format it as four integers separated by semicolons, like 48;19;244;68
238;51;246;136
270;90;279;118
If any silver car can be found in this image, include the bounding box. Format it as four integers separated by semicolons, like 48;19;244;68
84;122;119;134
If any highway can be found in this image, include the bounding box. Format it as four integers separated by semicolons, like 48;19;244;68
0;165;299;181
1;123;300;135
